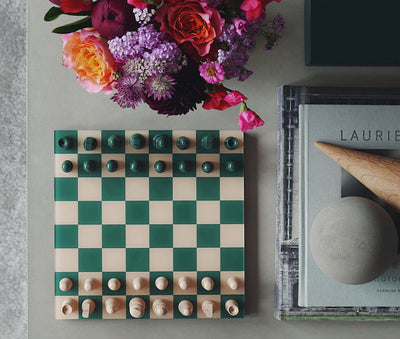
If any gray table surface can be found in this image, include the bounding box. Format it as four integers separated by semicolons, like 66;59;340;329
16;0;400;338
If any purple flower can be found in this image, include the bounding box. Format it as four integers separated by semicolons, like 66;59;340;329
112;75;144;109
145;75;176;101
199;61;225;84
232;18;248;36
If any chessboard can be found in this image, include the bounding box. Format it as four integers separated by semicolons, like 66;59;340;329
54;130;245;319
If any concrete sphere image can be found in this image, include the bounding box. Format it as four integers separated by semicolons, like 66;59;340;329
310;197;398;285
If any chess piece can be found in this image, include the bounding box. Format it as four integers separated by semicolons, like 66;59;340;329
201;277;214;291
225;299;239;316
227;277;239;291
83;137;97;151
224;136;239;150
59;278;72;292
178;276;189;290
61;160;73;173
108;135;123;149
84;278;96;292
201;300;215;318
130;133;145;149
201;161;214;173
152;299;168;316
178;300;193;316
315;141;400;211
129;297;146;318
154;160;166;173
106;160;118;172
129;160;141;173
178;160;189;173
176;136;190;150
81;299;95;318
61;298;75;315
132;277;144;291
226;160;238;173
201;135;217;151
108;278;121;291
58;136;72;150
155;276;168;291
83;160;95;173
105;298;119;314
153;134;169;151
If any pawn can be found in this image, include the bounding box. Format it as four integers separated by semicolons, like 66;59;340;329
153;134;169;151
129;297;146;319
108;135;123;149
107;278;121;291
178;276;189;290
201;135;217;151
83;137;97;151
106;160;118;172
201;277;214;291
61;160;73;173
176;136;190;150
83;160;95;173
154;160;166;173
202;300;215;318
84;278;96;292
130;133;145;149
155;276;168;291
224;137;239;150
227;277;239;291
105;298;119;314
81;299;95;319
132;277;144;291
58;136;73;150
178;160;190;173
225;299;239;316
61;298;75;315
59;278;72;292
129;160;141;173
178;300;193;316
226;160;238;173
201;161;214;173
152;299;168;316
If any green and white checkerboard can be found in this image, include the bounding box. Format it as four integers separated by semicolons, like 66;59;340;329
54;130;245;319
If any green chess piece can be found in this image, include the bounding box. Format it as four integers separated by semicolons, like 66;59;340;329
224;137;239;150
83;160;95;173
83;137;97;151
201;135;217;151
226;160;238;173
178;160;190;173
108;135;123;149
176;136;190;150
154;160;166;173
106;160;118;172
153;134;169;151
201;161;214;173
58;136;73;150
129;160;141;173
130;133;145;149
61;160;73;173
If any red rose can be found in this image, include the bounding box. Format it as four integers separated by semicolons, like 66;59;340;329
202;85;232;111
156;1;225;57
60;0;93;14
127;0;147;9
240;0;281;21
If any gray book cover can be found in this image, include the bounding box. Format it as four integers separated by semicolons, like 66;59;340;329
299;104;400;307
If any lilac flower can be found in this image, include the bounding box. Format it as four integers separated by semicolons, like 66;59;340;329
273;13;285;32
199;61;225;84
145;75;176;101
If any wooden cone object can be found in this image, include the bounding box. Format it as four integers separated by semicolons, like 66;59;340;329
314;141;400;211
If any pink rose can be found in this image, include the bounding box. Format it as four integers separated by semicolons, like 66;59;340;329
224;91;247;106
240;0;281;21
232;18;248;36
238;107;264;132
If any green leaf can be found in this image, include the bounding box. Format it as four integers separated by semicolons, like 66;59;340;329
52;17;92;34
44;7;63;21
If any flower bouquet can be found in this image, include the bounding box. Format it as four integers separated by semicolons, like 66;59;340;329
45;0;284;132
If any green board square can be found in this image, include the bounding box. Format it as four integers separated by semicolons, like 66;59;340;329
220;154;244;177
172;154;196;177
221;294;245;318
102;178;125;201
150;224;173;248
79;248;102;272
196;178;220;201
54;178;78;201
55;272;78;296
54;130;77;154
126;201;149;224
173;248;196;271
102;225;125;248
101;130;125;154
125;154;149;177
173;295;197;319
221;248;244;271
197;224;220;248
78;201;102;225
197;271;220;295
173;201;196;224
220;201;244;224
196;130;220;153
126;295;150;319
150;272;173;295
149;130;172;154
102;272;126;295
79;296;102;319
78;154;102;177
149;177;172;201
126;248;149;271
55;225;78;248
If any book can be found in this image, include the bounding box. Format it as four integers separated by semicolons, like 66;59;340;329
275;86;400;320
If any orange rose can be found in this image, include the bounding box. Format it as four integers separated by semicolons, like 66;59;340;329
155;0;224;57
61;29;117;94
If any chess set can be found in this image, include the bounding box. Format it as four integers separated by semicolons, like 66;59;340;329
54;130;245;320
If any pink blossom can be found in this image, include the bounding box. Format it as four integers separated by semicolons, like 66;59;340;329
238;107;264;132
232;18;248;36
224;91;247;106
199;61;225;84
240;0;281;21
